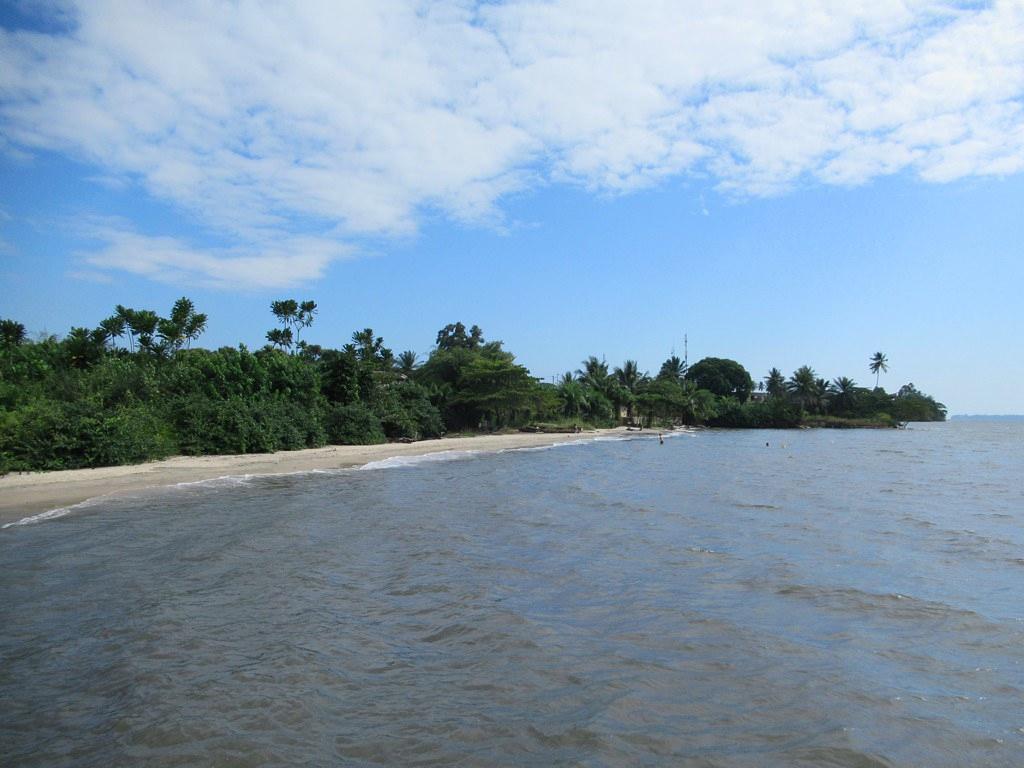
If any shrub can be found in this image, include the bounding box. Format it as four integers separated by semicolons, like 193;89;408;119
0;399;175;471
324;403;386;445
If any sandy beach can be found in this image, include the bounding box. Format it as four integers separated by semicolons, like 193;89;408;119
0;428;628;527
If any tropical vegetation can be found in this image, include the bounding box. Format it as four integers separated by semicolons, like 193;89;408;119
0;302;946;472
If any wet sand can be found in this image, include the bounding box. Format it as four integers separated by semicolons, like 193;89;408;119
0;429;624;526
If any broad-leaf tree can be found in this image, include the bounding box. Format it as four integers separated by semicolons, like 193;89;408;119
685;357;753;402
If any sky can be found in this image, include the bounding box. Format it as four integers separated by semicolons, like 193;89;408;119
1;1;1022;414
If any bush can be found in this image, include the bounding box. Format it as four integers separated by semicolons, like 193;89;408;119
168;393;325;455
706;397;801;428
0;399;176;471
171;394;265;455
374;381;444;439
254;395;326;450
324;403;386;445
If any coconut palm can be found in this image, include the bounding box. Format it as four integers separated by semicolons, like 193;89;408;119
815;377;831;413
764;367;786;397
786;365;818;412
576;356;610;389
657;354;687;382
558;376;589;418
614;359;647;393
0;319;27;348
869;352;889;388
831;376;858;413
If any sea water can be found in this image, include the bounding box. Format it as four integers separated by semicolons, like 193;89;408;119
2;421;1022;766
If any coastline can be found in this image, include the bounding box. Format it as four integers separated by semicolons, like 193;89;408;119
0;428;628;527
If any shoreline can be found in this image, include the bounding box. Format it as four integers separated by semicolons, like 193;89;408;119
0;428;630;527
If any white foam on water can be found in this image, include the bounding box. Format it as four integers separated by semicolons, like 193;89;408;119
358;449;485;471
506;439;590;453
169;474;258;490
2;496;108;529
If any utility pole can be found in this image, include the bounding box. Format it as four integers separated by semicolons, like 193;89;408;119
683;334;688;370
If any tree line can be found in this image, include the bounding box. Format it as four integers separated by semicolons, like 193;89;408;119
0;301;945;472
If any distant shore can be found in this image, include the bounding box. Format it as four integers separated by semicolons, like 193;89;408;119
0;428;628;527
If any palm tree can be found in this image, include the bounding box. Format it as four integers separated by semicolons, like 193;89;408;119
679;379;716;424
352;328;384;363
764;367;786;397
114;305;137;352
266;327;293;351
831;376;858;413
557;376;589;418
97;315;126;350
396;350;419;376
576;356;610;389
815;377;831;413
129;310;160;354
614;359;647;393
64;327;103;369
0;319;28;348
295;300;317;347
869;352;889;389
613;360;648;421
657;354;686;382
158;297;207;352
786;365;818;412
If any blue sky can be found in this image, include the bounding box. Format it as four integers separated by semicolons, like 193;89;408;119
2;1;1022;414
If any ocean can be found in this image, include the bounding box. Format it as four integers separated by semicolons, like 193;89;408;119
2;421;1022;766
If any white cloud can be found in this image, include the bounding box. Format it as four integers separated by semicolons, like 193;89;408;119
75;221;348;290
2;0;1023;286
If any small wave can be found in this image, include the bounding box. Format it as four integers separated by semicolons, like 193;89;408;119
734;502;780;510
358;449;484;471
507;440;586;453
775;583;983;624
168;474;258;489
3;503;85;528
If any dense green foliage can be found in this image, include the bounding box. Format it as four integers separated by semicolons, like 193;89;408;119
0;303;946;473
685;357;754;402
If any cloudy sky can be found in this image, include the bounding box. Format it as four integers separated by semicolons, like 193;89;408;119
2;0;1022;413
